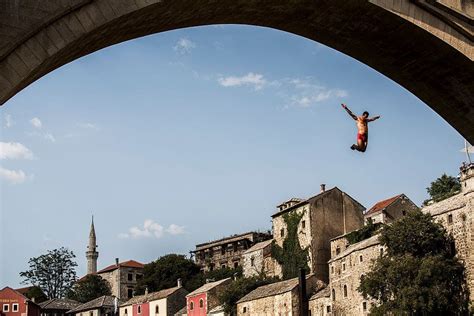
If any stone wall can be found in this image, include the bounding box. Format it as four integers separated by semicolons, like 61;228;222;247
236;290;297;316
242;243;275;278
328;235;381;315
99;266;143;301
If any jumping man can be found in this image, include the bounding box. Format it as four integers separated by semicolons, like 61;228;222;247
341;103;381;152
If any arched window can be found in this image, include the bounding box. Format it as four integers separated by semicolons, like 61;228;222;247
137;306;141;314
332;289;336;301
124;309;127;315
155;305;159;314
190;302;194;310
199;299;204;308
343;285;348;297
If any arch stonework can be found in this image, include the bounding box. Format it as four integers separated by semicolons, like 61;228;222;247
0;0;473;140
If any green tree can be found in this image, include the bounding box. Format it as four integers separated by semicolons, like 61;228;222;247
424;173;461;205
24;286;48;303
358;210;469;315
218;276;279;315
271;211;309;279
134;254;201;294
345;218;382;245
66;274;111;303
20;247;77;299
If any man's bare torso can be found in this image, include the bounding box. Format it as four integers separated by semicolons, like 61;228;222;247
357;116;368;134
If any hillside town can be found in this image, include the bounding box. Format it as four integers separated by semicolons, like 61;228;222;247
1;163;473;315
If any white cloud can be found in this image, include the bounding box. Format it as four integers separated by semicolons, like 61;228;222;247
44;133;56;143
119;220;185;239
30;117;42;129
0;167;28;184
0;142;34;160
166;224;186;235
460;145;474;154
291;88;348;108
218;73;267;90
174;38;196;54
78;123;99;130
4;114;14;128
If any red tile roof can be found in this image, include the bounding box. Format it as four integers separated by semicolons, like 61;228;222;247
97;260;144;274
365;194;403;216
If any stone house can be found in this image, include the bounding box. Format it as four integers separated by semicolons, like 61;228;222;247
328;235;382;315
96;259;144;301
192;232;272;272
67;296;118;316
39;299;81;316
236;274;323;316
186;278;231;316
207;305;226;316
119;281;187;316
308;287;331;316
241;240;275;278
364;194;419;224
271;186;365;282
0;287;41;316
423;162;474;300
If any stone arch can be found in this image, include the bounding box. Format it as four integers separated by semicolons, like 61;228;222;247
0;0;473;140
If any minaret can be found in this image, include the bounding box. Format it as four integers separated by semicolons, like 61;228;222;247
86;216;99;274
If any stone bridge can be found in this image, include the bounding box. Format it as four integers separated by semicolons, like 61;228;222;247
0;0;472;140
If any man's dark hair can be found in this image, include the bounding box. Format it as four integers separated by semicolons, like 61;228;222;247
363;111;369;117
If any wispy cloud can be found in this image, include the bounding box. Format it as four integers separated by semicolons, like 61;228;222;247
119;220;186;239
0;142;34;160
0;167;28;184
284;77;348;108
4;114;14;128
218;73;267;91
30;117;42;129
174;38;196;55
460;145;474;154
78;122;99;131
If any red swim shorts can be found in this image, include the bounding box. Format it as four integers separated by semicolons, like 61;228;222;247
357;133;368;142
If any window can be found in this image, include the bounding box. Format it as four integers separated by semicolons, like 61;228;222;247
190;302;194;310
402;210;406;216
327;306;331;313
280;229;284;237
3;304;9;312
331;265;334;274
128;273;133;281
336;247;341;255
359;255;363;263
243;307;247;313
127;288;133;298
221;264;226;269
234;262;239;268
233;243;238;252
363;302;367;311
251;257;255;267
199;299;204;308
343;285;348;297
342;262;346;271
89;311;93;316
221;246;226;255
124;309;128;315
332;289;336;301
155;306;159;314
380;248;384;257
448;214;453;224
12;304;18;312
302;220;306;229
137;306;141;314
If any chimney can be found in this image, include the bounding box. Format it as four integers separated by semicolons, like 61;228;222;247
115;258;119;266
177;278;182;288
320;184;326;193
298;268;308;316
145;287;149;295
31;297;36;303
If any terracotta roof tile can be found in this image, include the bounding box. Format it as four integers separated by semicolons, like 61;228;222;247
67;296;118;314
365;194;403;216
97;260;144;274
120;286;186;307
39;298;81;310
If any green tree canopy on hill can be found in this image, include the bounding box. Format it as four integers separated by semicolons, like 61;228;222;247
66;274;111;303
424;173;461;205
358;210;469;315
24;286;48;303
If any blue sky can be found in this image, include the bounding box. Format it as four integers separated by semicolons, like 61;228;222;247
0;25;468;288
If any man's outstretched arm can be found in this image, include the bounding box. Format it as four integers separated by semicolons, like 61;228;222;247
341;104;357;120
367;115;381;122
